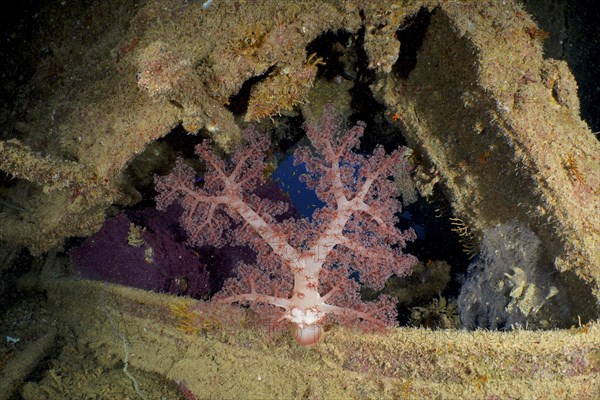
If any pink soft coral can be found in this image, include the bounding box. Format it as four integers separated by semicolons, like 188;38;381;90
155;105;417;345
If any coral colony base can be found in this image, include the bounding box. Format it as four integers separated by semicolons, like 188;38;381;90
155;106;417;345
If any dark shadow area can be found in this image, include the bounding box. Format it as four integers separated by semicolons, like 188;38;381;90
393;7;432;79
226;65;276;117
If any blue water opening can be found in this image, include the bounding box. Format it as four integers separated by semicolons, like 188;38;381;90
272;154;324;218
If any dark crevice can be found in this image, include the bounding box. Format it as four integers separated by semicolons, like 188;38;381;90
305;29;356;80
393;7;432;79
226;65;276;117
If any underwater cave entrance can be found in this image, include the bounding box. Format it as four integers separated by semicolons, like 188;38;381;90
116;20;476;330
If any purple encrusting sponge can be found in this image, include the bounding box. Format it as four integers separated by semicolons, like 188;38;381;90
69;206;210;298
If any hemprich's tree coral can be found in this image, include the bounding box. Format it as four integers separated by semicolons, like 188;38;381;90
155;105;417;345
